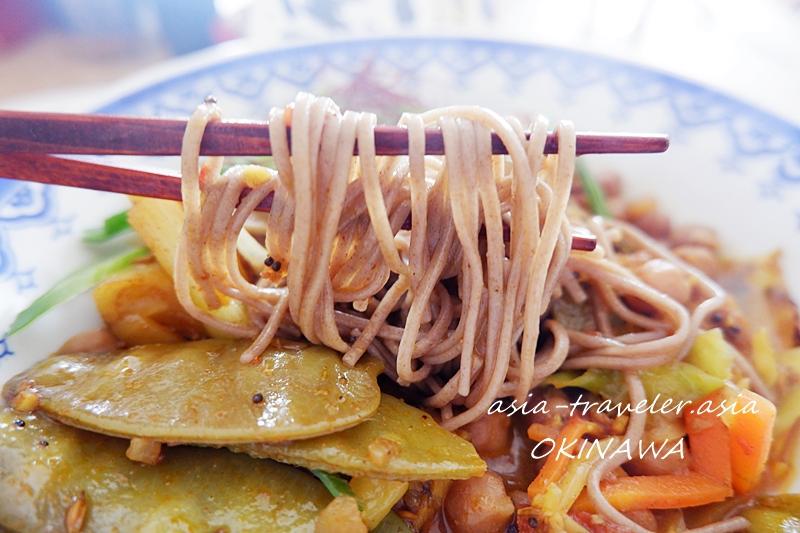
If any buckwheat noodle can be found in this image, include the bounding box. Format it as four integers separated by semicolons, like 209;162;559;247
175;93;756;532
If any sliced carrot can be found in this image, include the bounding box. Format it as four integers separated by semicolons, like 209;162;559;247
685;386;776;495
684;387;733;493
570;473;730;513
727;389;776;494
526;422;559;443
527;417;599;501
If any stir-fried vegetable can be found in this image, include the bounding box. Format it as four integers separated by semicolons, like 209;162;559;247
718;251;800;353
575;160;612;218
0;405;333;533
295;464;410;530
7;247;149;336
547;328;740;413
684;387;733;491
527;417;601;502
545;368;627;403
127;197;183;277
521;417;605;529
726;388;776;494
350;477;409;529
127;197;253;332
316;497;368;533
372;511;416;533
230;394;486;480
399;480;452;531
82;210;133;243
4;339;383;443
550;294;597;333
741;495;800;532
752;328;779;387
93;261;206;345
684;328;735;381
546;361;724;410
570;473;731;513
312;469;362;507
743;509;800;533
685;385;776;495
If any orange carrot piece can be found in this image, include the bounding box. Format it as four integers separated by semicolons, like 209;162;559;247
728;389;776;494
684;387;733;493
528;417;599;501
570;473;731;513
526;422;559;443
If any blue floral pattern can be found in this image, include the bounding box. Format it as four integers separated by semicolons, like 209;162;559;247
0;180;59;291
0;337;12;360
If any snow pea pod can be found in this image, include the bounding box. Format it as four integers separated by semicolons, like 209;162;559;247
4;338;383;444
229;394;486;481
0;405;333;533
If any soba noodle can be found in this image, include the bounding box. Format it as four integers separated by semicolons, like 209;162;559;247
174;93;766;532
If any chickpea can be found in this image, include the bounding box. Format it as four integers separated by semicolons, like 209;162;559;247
463;413;512;457
672;244;722;278
56;329;121;355
634;258;692;304
444;472;514;533
632;211;671;240
670;224;720;250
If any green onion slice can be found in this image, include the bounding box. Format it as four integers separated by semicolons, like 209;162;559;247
82;210;132;243
576;160;612;218
7;247;149;336
310;469;363;511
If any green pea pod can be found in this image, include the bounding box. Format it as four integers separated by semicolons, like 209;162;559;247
0;405;333;533
230;394;486;481
4;339;383;444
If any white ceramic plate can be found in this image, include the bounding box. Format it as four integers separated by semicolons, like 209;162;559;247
2;37;800;484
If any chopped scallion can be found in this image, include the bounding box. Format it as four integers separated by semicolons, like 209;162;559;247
82;210;132;243
7;247;149;336
576;160;612;218
310;469;363;511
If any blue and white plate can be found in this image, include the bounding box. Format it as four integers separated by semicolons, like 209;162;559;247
2;38;799;428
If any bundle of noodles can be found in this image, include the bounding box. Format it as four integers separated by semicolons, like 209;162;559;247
171;93;776;532
175;92;581;430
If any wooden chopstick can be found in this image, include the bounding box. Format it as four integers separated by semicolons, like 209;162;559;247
0;154;183;203
0;110;669;156
0;153;597;252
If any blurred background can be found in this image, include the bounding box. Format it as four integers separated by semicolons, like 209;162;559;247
2;0;800;124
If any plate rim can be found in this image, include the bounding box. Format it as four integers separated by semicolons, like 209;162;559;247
94;35;800;141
